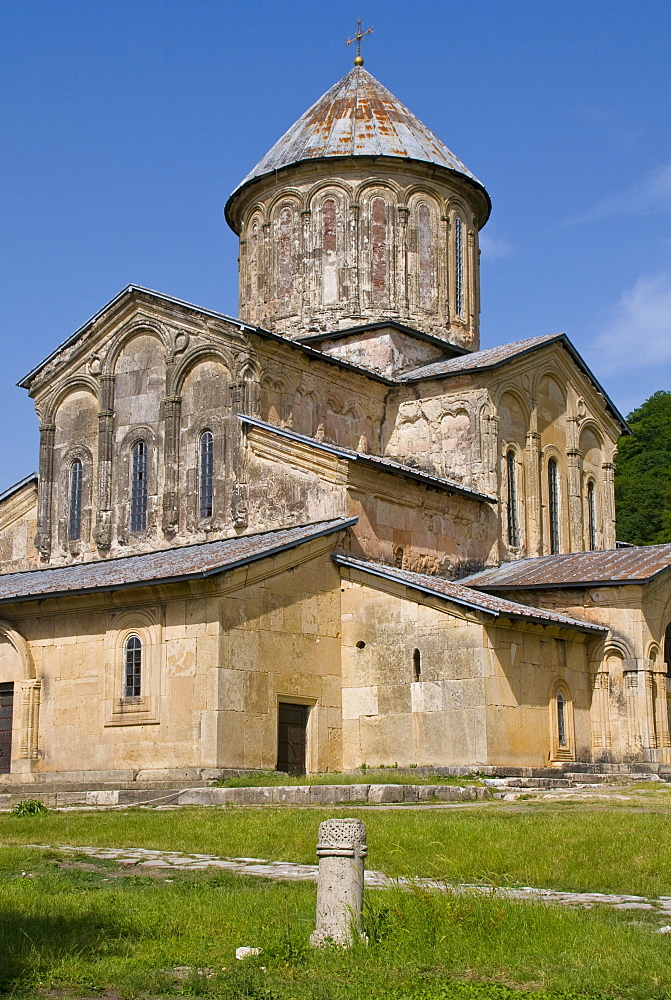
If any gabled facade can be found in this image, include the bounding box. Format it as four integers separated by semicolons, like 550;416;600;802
0;62;668;787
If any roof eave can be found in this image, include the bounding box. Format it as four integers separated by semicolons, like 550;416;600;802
225;155;492;234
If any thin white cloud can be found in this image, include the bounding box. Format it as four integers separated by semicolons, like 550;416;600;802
590;270;671;376
563;162;671;227
479;232;513;261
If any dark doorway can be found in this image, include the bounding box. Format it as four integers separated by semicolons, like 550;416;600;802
0;682;14;774
277;702;308;775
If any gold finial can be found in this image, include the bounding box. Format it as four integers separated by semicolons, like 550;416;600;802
346;18;373;66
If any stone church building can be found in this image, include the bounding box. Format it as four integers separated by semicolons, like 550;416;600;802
2;63;671;786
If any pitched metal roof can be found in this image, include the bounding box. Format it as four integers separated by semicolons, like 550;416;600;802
333;555;606;634
0;473;38;505
461;544;671;590
0;518;356;604
228;66;487;199
401;332;629;432
239;415;496;504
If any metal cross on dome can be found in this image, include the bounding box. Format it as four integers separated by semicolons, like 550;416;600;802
346;19;373;66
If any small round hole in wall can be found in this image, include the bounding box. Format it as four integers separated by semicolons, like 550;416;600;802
356;641;366;649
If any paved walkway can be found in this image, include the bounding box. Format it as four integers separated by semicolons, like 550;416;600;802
25;843;671;917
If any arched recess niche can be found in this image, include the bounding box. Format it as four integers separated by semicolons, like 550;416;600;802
179;358;233;532
0;621;40;767
52;389;98;554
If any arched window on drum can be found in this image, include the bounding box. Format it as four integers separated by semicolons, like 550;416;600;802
417;203;434;310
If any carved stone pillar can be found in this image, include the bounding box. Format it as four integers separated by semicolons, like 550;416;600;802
525;429;542;557
654;671;671;757
310;818;367;948
590;669;611;754
601;462;617;548
482;412;499;497
397;205;409;316
301;209;312;327
162;397;181;535
19;679;41;761
35;423;56;560
467;228;477;340
639;668;658;753
440;214;450;327
625;670;642;752
349;204;360;317
94;374;115;550
566;448;583;551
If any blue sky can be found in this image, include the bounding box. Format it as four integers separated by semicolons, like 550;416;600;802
2;0;671;492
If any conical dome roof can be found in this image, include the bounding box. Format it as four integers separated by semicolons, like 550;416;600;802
231;66;485;195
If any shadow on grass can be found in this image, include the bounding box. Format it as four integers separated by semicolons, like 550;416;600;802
0;908;129;992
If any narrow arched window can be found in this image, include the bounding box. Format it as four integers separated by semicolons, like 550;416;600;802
548;458;560;555
130;440;148;533
124;635;142;697
68;459;83;541
413;648;421;682
371;198;388;304
507;450;519;548
587;480;597;551
199;430;214;519
557;692;567;747
454;216;464;317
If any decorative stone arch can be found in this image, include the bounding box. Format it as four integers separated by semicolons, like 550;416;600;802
42;376;100;426
265;187;305;219
172;346;234;398
0;620;40;764
260;370;291;426
531;363;568;404
548;677;575;761
306;178;353;208
355;177;403;201
406;190;442;314
102;319;170;376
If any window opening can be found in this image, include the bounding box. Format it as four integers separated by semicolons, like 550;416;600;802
664;623;671;675
587;480;597;551
507;450;519;548
199;430;214;519
0;682;14;774
124;635;142;698
394;546;404;568
413;648;421;682
278;207;293;304
68;459;83;541
557;692;567;747
454;217;464;317
130;441;148;533
322;198;338;305
548;458;560;554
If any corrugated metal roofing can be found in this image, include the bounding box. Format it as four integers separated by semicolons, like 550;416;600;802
461;544;671;590
0;518;356;603
333;555;606;633
231;67;485;195
240;415;496;504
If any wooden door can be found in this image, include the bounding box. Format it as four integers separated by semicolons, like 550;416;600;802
0;682;14;774
277;703;308;775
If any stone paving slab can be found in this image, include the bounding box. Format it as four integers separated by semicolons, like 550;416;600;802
21;843;671;915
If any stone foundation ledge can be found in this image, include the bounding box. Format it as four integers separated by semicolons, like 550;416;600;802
176;784;492;806
0;783;492;810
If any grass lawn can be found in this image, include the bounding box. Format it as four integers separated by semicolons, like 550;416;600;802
2;799;671;998
3;798;671;896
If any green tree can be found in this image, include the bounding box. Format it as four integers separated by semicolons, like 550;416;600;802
615;390;671;545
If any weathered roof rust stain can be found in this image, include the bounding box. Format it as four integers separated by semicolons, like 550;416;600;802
233;67;483;194
461;544;671;590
